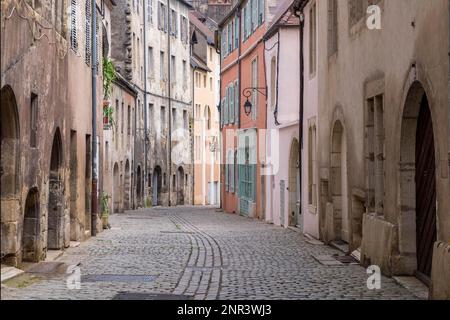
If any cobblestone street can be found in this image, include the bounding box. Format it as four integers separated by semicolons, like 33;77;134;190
1;207;417;300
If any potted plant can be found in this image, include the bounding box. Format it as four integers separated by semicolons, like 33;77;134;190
103;57;117;100
101;192;111;229
103;105;115;128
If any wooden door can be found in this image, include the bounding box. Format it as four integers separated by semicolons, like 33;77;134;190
415;95;437;279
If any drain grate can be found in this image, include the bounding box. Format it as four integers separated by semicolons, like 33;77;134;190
112;292;193;300
81;274;157;283
333;254;359;264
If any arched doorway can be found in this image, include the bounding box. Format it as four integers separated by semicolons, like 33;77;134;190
48;128;64;250
22;188;40;262
330;121;349;242
400;82;437;282
113;163;120;213
288;138;300;227
153;166;162;206
0;85;20;264
124;160;130;210
136;165;142;207
177;166;185;205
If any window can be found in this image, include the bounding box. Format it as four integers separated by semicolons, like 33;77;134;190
309;2;317;75
366;94;384;215
235;16;239;48
70;0;78;51
115;100;119;149
127;105;131;135
308;123;317;207
210;77;213;91
172;108;176;129
170;55;176;83
148;103;154;131
328;0;338;56
252;0;258;32
229;84;235;123
30;93;38;147
180;16;188;43
205;106;211;130
121;102;124;134
251;57;258;120
182;60;187;87
160;51;165;79
195;104;201;119
234;80;239;125
158;2;167;32
349;0;364;28
147;0;153;24
160;106;166;134
270;57;276;110
85;0;91;65
147;47;154;77
258;0;265;25
209;47;213;62
170;9;177;37
203;75;207;88
183;110;188;130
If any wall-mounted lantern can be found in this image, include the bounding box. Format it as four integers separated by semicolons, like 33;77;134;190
242;87;267;117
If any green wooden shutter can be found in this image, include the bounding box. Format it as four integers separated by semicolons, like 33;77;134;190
235;80;239;126
230;84;234;123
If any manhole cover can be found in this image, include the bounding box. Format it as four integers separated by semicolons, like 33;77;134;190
333;254;358;264
112;292;193;300
81;274;157;283
160;231;195;234
25;262;66;274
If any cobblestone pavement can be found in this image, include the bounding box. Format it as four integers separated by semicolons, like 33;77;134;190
1;207;417;300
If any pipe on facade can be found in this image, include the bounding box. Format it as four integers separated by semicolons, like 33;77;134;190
143;0;149;207
294;0;307;221
167;0;172;206
91;0;98;237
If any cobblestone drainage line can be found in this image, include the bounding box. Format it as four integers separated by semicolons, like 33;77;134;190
112;292;193;300
81;274;157;283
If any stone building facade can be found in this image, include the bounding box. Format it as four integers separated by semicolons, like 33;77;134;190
293;0;449;298
1;0;110;266
110;0;193;207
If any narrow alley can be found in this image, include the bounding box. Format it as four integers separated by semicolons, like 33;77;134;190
1;207;418;300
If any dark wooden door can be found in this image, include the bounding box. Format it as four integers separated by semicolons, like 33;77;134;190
415;95;437;279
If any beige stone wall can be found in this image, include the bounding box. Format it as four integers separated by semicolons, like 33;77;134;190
313;0;449;294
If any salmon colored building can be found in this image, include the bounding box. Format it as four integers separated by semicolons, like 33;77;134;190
219;0;267;218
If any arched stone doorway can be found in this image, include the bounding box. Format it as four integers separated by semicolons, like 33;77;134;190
22;188;40;262
48;128;64;250
288;138;300;227
113;163;120;213
399;82;437;282
152;166;162;206
124;160;131;210
177;166;185;205
136;165;142;207
330;120;349;243
0;85;20;264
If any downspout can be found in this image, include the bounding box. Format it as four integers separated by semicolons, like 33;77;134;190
294;1;306;221
143;0;148;207
216;29;223;209
192;64;196;205
91;0;98;236
167;0;172;206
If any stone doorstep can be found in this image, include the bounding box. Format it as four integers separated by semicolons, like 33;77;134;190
393;276;429;300
1;266;25;283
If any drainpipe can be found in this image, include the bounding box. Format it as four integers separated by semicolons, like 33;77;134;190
294;1;306;223
167;0;172;206
91;0;98;237
143;0;148;207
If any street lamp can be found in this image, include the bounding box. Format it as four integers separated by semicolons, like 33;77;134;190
242;87;267;117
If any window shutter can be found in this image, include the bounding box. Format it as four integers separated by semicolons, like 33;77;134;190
258;0;265;25
224;89;228;124
252;0;258;31
230;152;235;193
235;16;239;47
85;0;91;65
235;80;239;126
229;84;234;123
220;99;224;127
225;153;229;192
71;0;78;51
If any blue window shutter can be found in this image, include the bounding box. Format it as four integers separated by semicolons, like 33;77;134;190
230;84;234;123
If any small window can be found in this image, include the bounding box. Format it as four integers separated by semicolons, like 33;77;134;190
30;93;38;148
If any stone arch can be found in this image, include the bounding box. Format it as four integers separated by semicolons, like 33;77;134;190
48;128;64;250
1;85;21;264
113;163;120;213
22;188;40;262
124;159;131;210
152;166;162;206
329;119;349;243
398;80;438;280
177;166;185;205
288;138;300;227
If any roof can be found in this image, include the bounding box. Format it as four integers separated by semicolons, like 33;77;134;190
190;54;211;72
217;0;243;27
189;10;217;46
264;0;306;40
179;0;194;9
